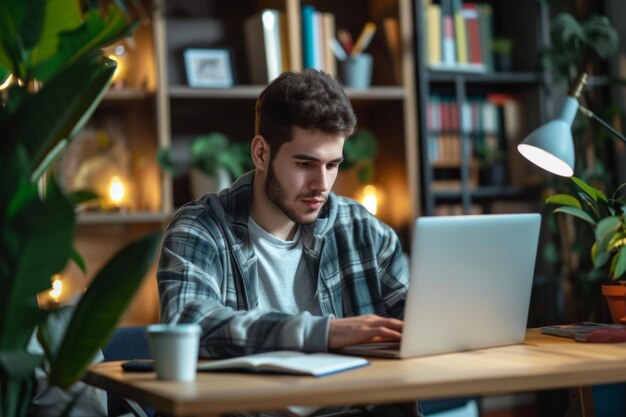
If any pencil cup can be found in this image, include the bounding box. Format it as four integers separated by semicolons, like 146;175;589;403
338;53;373;89
146;324;201;381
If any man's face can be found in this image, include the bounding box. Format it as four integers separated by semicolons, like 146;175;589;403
265;127;345;225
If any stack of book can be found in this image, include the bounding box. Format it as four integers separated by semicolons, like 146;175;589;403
423;0;494;73
243;5;337;84
426;93;528;188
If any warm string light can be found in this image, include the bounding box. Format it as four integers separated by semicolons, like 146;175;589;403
108;175;125;207
107;44;128;87
49;274;63;303
357;184;382;216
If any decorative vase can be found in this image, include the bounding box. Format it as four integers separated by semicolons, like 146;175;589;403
601;283;626;324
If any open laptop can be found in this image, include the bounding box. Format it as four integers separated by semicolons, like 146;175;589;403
339;213;541;359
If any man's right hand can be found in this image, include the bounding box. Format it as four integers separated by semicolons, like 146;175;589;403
328;314;403;350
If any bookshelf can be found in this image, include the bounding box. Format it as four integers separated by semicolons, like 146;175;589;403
153;0;420;236
414;0;550;216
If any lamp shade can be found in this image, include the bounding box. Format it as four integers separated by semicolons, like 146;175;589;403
517;96;578;177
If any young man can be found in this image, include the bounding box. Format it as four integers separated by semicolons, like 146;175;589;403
157;69;421;417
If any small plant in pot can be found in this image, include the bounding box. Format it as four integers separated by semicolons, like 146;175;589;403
157;132;254;198
491;37;513;72
546;176;626;323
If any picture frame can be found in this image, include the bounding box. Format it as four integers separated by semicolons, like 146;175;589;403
183;48;234;88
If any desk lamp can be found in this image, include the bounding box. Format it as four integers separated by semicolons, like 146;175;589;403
517;73;626;176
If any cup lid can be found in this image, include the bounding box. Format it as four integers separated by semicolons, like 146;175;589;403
146;323;201;335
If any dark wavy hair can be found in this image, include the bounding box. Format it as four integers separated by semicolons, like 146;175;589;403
255;69;356;156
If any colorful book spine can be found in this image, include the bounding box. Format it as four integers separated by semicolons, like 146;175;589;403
461;3;483;66
440;0;456;66
452;0;467;64
425;3;442;65
478;3;494;72
301;5;317;69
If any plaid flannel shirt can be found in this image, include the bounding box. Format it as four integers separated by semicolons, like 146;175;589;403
157;171;409;358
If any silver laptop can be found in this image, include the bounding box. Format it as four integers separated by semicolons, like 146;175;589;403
339;213;541;359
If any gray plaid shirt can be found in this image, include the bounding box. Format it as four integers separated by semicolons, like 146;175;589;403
157;171;409;358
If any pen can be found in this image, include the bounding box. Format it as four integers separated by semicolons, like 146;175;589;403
330;37;348;60
350;22;377;56
337;29;354;55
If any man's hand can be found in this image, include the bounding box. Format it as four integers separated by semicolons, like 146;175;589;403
328;314;403;350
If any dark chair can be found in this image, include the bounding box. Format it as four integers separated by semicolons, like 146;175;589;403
102;326;155;417
421;397;480;416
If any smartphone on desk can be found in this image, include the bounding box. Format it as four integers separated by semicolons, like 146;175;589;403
121;359;154;372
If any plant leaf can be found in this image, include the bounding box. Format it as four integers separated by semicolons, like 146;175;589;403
591;242;610;269
582;15;619;59
0;351;41;417
49;230;162;388
545;194;581;209
553;206;597;226
571;176;599;202
34;4;137;81
69;247;87;274
0;179;74;352
68;189;99;206
612;246;626;280
29;0;82;69
595;216;622;251
6;55;115;179
0;0;45;77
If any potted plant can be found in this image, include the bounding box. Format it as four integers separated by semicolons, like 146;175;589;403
538;9;620;323
490;37;513;72
341;128;379;184
0;1;161;416
157;132;254;198
546;176;626;323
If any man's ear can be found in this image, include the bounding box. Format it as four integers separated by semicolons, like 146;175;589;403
251;135;270;172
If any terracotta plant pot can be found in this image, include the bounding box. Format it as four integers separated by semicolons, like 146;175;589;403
601;283;626;324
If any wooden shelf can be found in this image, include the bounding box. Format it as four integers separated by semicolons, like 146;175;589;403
168;85;406;101
77;211;172;225
104;88;155;101
428;71;543;84
433;186;527;201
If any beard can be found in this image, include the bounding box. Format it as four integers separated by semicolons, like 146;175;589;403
265;162;326;225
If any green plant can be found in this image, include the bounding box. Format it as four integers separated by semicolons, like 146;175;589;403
546;176;626;280
342;128;378;184
0;1;161;416
157;132;254;180
490;37;513;55
537;7;621;321
542;12;619;81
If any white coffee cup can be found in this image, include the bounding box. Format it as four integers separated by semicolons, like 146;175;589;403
146;323;201;381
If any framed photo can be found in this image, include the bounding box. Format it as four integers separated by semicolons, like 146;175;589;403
184;48;234;88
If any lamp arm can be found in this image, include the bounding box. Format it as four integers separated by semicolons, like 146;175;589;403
578;105;626;144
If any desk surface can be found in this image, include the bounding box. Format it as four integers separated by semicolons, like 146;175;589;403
85;329;626;417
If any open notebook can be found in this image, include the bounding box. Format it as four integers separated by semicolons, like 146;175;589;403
339;213;541;359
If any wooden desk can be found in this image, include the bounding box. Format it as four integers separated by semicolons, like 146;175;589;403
84;329;626;417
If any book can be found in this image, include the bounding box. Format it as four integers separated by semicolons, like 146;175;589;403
301;5;317;69
197;351;369;377
452;0;467;65
477;4;494;72
541;322;626;339
244;9;283;84
425;3;441;66
440;0;456;66
461;3;483;66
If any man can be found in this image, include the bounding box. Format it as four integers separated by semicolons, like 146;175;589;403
158;69;421;417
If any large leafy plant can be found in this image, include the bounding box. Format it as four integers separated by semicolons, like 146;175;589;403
547;177;626;280
0;1;161;416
